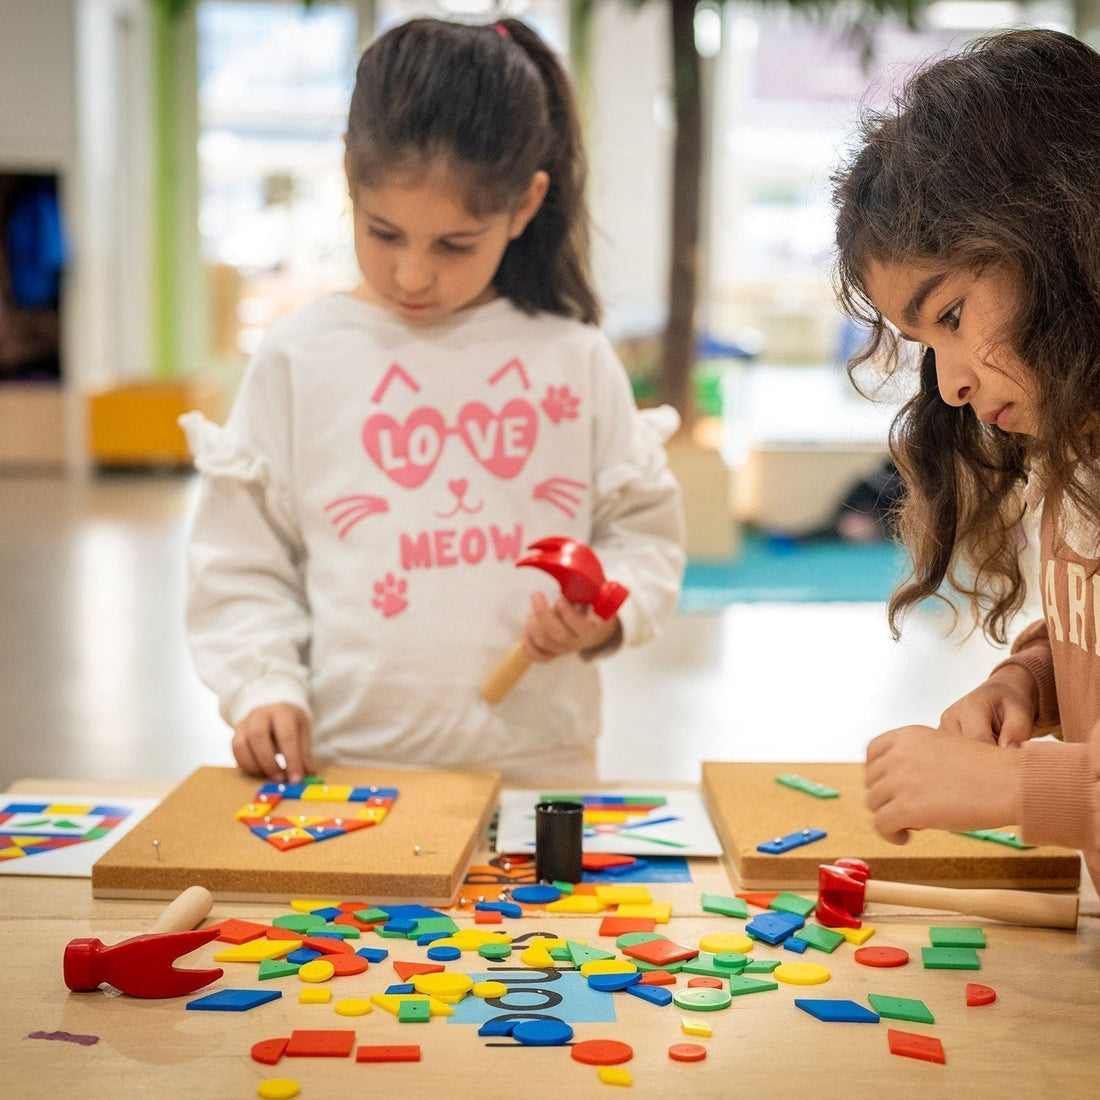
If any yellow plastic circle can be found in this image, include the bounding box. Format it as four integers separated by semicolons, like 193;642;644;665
334;997;374;1016
412;972;474;998
774;962;831;986
471;981;509;999
297;958;335;983
698;933;753;955
257;1080;300;1100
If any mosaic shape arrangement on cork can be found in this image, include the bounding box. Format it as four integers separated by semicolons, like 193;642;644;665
237;777;398;852
702;761;1081;891
91;765;500;905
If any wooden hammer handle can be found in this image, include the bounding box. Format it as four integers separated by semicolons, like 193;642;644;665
865;880;1078;930
479;642;532;705
146;886;215;935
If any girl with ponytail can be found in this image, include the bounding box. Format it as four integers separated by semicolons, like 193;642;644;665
181;18;685;787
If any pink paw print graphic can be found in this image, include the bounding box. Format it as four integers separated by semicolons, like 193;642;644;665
372;573;409;618
541;385;580;424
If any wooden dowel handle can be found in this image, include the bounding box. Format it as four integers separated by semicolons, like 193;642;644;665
146;886;215;934
864;880;1078;930
479;642;532;705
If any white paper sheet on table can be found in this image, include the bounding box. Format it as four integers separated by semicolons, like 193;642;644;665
0;792;159;877
495;788;723;857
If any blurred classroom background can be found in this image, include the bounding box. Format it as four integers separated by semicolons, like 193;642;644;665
0;0;1077;787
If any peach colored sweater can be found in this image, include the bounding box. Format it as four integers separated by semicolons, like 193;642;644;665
995;498;1100;889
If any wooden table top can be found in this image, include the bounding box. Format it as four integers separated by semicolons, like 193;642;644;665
4;778;1098;1100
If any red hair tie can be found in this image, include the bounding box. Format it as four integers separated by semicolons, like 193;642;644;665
495;23;510;37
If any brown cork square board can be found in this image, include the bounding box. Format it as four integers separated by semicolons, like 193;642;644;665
92;765;500;904
702;761;1081;890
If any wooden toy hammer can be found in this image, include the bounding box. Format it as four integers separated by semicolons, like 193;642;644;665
817;858;1079;930
64;885;224;998
479;537;629;705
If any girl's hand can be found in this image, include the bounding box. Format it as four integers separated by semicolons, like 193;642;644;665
864;725;1020;845
938;665;1038;747
233;703;313;784
522;591;622;662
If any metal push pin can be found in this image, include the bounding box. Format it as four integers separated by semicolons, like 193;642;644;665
152;839;161;862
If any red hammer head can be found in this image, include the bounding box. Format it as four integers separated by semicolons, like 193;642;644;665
517;537;629;620
63;926;224;998
816;858;872;929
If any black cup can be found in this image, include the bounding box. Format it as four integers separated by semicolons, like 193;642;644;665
534;799;584;884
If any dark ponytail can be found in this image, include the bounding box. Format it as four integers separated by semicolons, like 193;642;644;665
346;17;599;324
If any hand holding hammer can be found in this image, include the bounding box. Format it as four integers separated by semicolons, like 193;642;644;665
480;537;629;705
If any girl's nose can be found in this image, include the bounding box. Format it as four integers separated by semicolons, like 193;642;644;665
393;254;434;295
934;352;974;407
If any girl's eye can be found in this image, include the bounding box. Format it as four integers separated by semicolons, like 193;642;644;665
368;227;399;243
938;303;962;330
438;240;474;255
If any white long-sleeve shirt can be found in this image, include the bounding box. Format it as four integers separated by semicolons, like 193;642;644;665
182;293;685;784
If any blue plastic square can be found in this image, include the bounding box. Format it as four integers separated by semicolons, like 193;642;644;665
746;911;805;945
356;946;389;962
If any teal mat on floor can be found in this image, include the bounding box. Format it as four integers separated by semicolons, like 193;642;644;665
680;532;909;609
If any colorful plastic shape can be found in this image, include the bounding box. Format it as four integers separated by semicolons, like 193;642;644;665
795;998;879;1023
673;987;733;1012
776;774;840;798
284;1029;356;1057
257;1080;300;1100
185;988;282;1012
700;892;748;919
298;988;331;1004
214;919;271;944
769;891;818;917
854;946;909;968
793;924;845;953
627;983;673;1006
571;1039;633;1066
398;999;431;1023
756;827;827;855
597;1066;632;1086
668;1043;707;1062
511;884;561;905
355;1045;421;1063
774;962;831;986
929;926;986;949
867;994;934;1024
588;972;644;992
887;1028;946;1064
966;982;997;1006
251;1038;288;1065
921;947;981;970
746;910;805;945
956;828;1032;849
621;937;699;967
511;1019;574;1046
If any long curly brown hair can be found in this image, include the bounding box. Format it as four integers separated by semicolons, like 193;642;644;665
833;29;1100;642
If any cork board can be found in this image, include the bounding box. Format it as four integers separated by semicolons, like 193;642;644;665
702;761;1081;890
92;765;500;905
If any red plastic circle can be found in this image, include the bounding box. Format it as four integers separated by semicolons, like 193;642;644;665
571;1039;634;1066
854;946;910;968
669;1043;707;1062
686;977;724;989
327;953;369;976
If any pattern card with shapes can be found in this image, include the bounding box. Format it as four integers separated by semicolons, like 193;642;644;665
0;794;157;877
494;788;722;856
237;779;398;852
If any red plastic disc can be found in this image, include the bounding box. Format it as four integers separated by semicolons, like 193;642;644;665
669;1043;707;1062
571;1039;634;1066
853;945;910;968
687;977;724;989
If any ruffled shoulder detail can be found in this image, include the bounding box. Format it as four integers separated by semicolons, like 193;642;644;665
595;404;681;496
179;412;300;544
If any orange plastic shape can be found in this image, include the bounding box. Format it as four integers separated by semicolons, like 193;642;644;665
284;1030;355;1057
251;1038;289;1065
668;1043;707;1062
571;1039;634;1066
887;1028;945;1064
966;982;997;1006
356;1045;421;1063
